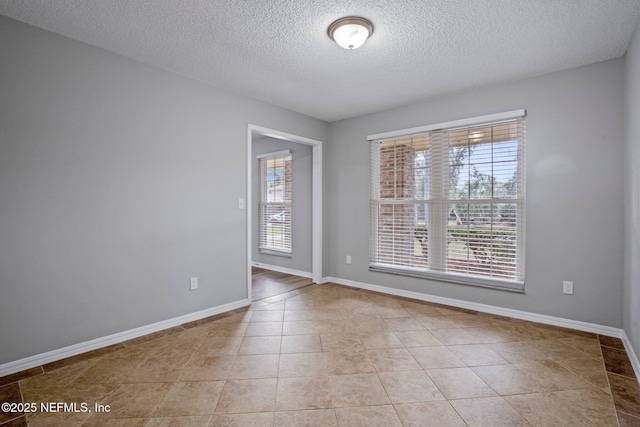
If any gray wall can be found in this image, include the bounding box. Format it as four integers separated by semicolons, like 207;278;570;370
624;20;640;357
0;16;327;365
0;12;632;367
326;58;625;327
252;136;312;273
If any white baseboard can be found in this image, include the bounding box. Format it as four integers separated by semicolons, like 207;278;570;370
5;274;640;385
324;276;623;338
621;331;640;380
251;262;312;279
0;298;251;377
334;275;640;382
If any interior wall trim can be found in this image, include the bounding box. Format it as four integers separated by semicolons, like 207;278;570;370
324;276;623;337
0;298;251;377
251;262;313;279
622;330;640;380
325;276;640;381
4;276;638;384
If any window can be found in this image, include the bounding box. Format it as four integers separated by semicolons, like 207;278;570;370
258;150;292;255
369;111;526;291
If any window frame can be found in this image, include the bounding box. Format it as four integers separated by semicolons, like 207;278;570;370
257;149;293;256
368;110;526;292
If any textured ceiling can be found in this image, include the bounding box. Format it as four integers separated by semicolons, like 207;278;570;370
1;1;639;122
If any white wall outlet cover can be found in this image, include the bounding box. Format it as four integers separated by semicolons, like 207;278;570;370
190;277;198;290
563;281;573;294
238;198;245;209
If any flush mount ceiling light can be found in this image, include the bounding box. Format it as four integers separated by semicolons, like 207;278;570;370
327;16;373;50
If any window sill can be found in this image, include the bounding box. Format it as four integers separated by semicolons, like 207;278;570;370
259;248;293;258
369;263;525;293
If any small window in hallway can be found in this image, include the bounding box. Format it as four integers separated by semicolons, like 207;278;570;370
258;150;292;255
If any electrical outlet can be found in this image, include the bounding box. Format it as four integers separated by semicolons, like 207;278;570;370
238;198;245;209
346;255;352;265
563;281;573;295
190;277;198;290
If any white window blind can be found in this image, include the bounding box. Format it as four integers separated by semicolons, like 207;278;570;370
369;113;526;291
258;150;292;255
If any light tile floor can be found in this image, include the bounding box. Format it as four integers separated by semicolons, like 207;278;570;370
251;268;312;301
1;272;640;426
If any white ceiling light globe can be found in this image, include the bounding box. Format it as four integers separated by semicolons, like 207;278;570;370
332;23;370;49
328;17;374;50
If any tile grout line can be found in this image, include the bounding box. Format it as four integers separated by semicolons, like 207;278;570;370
598;334;640;426
3;270;636;425
598;334;621;427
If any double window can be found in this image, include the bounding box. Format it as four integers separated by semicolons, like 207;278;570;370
258;150;292;255
369;111;526;291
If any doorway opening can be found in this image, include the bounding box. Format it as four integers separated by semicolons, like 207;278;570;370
247;125;322;302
